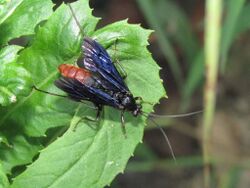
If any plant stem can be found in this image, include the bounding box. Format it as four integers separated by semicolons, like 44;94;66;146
203;0;222;187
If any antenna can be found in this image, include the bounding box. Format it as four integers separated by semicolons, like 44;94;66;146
68;3;85;37
142;113;177;162
148;110;203;118
141;109;203;162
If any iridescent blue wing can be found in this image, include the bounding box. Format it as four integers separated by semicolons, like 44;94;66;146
78;37;128;92
55;77;121;108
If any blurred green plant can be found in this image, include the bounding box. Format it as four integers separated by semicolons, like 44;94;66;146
137;0;249;111
220;0;246;72
137;0;250;188
203;0;222;187
0;0;164;187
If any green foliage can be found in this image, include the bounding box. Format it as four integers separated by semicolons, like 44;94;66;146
0;0;53;45
0;45;31;106
0;0;54;106
0;163;9;188
0;135;42;174
220;0;246;72
0;0;164;187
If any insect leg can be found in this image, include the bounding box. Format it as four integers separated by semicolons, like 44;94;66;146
95;105;103;121
120;110;127;138
79;104;102;122
111;38;127;79
73;104;102;131
115;59;127;79
33;85;67;98
68;3;85;37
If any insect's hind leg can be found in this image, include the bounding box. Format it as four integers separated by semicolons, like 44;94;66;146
110;38;128;79
72;104;103;131
115;59;127;80
95;105;103;121
80;104;103;122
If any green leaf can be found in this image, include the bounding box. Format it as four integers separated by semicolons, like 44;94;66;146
0;0;54;45
0;45;32;106
0;0;99;136
11;6;164;188
0;163;9;188
0;0;98;179
0;134;42;174
10;107;145;188
0;0;22;24
0;133;11;147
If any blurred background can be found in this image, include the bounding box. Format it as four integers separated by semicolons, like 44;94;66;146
61;0;249;187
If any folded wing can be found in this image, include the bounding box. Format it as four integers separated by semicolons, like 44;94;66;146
55;77;121;108
78;37;129;92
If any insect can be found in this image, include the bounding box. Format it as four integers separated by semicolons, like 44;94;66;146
33;3;202;161
54;37;142;136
